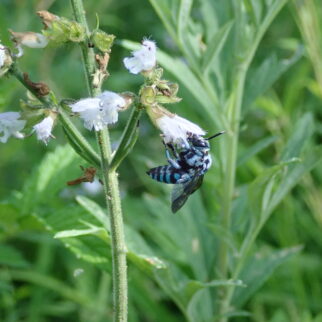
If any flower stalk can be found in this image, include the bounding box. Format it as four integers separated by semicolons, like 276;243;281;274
70;1;128;321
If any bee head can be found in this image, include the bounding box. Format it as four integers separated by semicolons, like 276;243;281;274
188;134;210;150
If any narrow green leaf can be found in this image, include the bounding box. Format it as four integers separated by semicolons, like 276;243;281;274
177;0;193;40
269;146;322;214
54;227;108;240
21;145;81;214
76;195;109;231
110;107;141;171
237;136;277;166
148;0;177;41
0;244;29;268
201;20;233;73
243;46;303;112
280;113;313;162
232;246;303;307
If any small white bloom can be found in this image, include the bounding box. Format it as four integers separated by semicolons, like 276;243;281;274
156;114;206;146
0;44;13;76
0;112;26;143
0;47;6;68
70;91;126;131
10;31;48;48
33;115;54;144
123;39;157;74
22;33;48;48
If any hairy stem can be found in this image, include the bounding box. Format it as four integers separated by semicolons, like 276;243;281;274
70;1;128;321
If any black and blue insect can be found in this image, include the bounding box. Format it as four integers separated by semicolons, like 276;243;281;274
147;131;224;213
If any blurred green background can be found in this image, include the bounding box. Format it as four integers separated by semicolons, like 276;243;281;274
1;0;322;321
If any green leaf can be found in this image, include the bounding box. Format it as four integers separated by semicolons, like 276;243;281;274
201;20;234;73
232;246;303;307
280;113;314;162
243;46;304;112
237;136;277;167
54;227;108;240
21;145;81;214
269;146;322;214
34;196;165;273
148;0;177;41
0;244;29;268
76;195;109;231
177;0;193;40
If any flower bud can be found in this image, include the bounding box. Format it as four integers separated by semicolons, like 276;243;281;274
9;30;48;48
37;10;59;29
43;18;85;45
119;92;135;111
140;86;156;106
68;21;86;42
91;30;115;52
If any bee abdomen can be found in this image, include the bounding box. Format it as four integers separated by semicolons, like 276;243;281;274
147;166;182;184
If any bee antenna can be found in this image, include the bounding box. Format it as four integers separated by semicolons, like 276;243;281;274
206;131;225;140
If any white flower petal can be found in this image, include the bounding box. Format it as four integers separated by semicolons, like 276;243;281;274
156;114;206;146
70;98;101;113
21;33;48;48
70;92;126;131
0;47;6;68
123;38;156;74
0;112;26;143
33;116;54;144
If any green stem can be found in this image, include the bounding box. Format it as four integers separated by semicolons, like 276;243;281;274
59;107;101;167
217;65;247;321
70;1;128;321
217;2;288;320
110;104;142;171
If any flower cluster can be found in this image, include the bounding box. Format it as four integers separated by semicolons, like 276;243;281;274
1;36;205;150
123;39;205;147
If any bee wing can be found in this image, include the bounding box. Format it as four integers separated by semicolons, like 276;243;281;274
171;174;204;213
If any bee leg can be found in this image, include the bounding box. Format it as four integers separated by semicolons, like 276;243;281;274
177;174;191;183
166;142;180;159
165;148;181;169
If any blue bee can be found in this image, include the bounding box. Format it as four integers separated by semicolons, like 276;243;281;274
147;131;224;213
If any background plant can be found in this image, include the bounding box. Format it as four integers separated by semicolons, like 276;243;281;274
1;0;322;322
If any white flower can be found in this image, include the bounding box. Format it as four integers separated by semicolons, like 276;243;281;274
0;47;6;68
123;39;157;74
0;44;12;76
156;114;206;146
70;91;126;131
10;31;48;48
0;112;26;143
33;115;54;144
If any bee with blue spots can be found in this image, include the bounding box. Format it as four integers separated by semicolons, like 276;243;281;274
147;131;224;212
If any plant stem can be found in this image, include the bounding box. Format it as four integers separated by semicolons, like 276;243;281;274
70;1;128;321
59;107;101;167
217;65;247;321
217;3;287;319
110;104;142;171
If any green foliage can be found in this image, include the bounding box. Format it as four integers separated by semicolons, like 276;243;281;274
1;0;322;321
